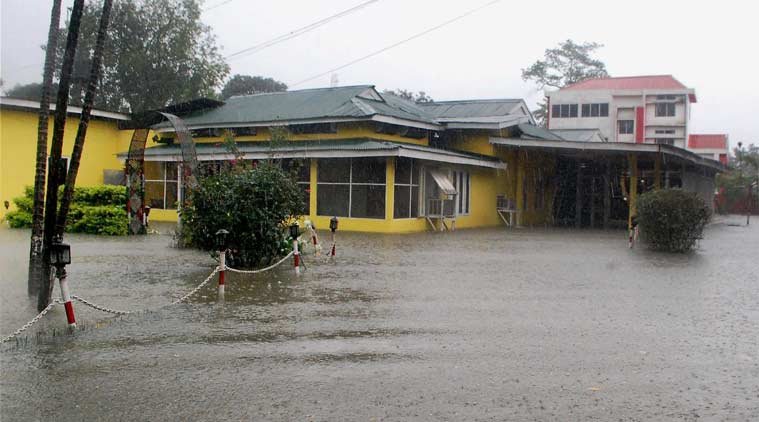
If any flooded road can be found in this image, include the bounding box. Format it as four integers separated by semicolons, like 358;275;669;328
1;218;758;421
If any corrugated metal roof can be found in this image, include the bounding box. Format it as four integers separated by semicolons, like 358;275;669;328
517;124;565;141
551;129;604;142
419;99;522;119
153;86;439;129
128;138;500;162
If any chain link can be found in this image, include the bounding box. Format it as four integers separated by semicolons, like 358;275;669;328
71;295;134;315
225;251;294;274
1;300;60;344
169;266;221;305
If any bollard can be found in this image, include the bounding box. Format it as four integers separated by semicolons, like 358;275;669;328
49;242;75;330
290;222;300;275
57;268;76;330
329;216;338;258
215;229;229;298
218;249;226;296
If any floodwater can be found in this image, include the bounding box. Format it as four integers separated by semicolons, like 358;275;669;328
1;218;758;421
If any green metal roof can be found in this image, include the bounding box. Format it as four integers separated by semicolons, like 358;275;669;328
119;138;504;169
516;124;565;141
153;86;440;129
419;99;524;119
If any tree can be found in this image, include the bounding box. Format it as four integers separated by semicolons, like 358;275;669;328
28;0;63;298
5;82;62;102
717;143;759;216
383;89;434;103
636;189;711;252
522;40;608;126
52;0;229;112
220;74;287;99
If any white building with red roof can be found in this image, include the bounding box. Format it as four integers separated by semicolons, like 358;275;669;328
546;75;698;149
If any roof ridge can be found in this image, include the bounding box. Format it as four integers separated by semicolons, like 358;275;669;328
422;98;522;104
228;84;374;100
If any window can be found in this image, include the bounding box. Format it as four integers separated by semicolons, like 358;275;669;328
393;158;419;219
655;103;675;117
655;139;674;146
144;162;179;209
317;158;385;219
581;103;609;117
655;129;675;135
618;120;634;134
552;104;578;118
656;95;676;100
281;159;311;214
452;170;470;215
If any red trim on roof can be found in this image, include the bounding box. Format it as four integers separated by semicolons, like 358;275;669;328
689;134;728;149
562;75;688;91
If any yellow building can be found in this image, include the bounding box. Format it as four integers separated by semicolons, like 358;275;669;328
1;86;723;233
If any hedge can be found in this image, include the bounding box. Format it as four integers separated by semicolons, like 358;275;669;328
4;185;127;235
636;189;711;252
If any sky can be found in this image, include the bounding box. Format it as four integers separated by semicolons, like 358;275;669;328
1;0;757;144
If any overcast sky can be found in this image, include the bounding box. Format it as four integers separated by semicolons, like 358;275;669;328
1;0;757;144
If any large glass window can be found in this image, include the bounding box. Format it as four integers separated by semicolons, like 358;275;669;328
144;162;179;209
393;157;419;219
452;170;470;215
581;103;609;117
317;158;386;218
552;104;578;118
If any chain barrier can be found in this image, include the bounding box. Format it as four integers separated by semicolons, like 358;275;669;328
71;295;134;315
1;300;60;344
169;266;220;305
225;250;294;274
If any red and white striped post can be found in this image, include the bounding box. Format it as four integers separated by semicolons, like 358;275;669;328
57;267;76;330
50;242;75;330
215;229;229;298
329;216;338;258
290;222;300;275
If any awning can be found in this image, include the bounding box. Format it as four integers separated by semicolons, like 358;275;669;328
428;169;457;196
117;138;507;170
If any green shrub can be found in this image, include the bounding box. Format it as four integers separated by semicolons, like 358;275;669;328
181;161;305;268
5;210;32;228
637;189;712;252
4;185;127;235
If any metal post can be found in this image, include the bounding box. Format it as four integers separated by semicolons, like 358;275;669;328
293;239;300;275
57;266;76;330
218;249;226;297
575;161;582;229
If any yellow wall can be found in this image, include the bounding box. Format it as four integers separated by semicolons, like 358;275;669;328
0;108;132;218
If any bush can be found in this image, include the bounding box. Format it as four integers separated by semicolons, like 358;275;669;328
636;189;712;252
181;161;305;268
3;185;127;235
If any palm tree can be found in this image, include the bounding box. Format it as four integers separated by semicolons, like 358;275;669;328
28;0;63;297
38;0;86;311
56;0;114;238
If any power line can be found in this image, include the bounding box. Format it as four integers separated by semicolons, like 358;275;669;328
290;0;502;88
203;0;236;12
225;0;379;61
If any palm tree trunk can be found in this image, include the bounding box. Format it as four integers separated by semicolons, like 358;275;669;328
56;0;114;239
28;0;63;297
38;0;86;312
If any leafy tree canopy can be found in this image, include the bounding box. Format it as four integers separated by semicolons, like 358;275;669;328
522;39;608;125
220;74;287;100
4;82;61;102
51;0;229;112
383;89;433;103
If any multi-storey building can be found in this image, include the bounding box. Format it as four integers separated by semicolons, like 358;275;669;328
688;134;729;165
546;75;698;149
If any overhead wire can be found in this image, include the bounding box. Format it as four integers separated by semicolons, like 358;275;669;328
225;0;380;61
289;0;502;87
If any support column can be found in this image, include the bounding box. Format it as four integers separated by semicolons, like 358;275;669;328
515;151;525;227
603;162;611;229
309;159;318;219
575;161;582;229
590;173;596;229
654;153;662;190
385;157;395;221
628;154;638;230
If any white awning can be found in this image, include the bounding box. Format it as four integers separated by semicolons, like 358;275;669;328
429;169;457;196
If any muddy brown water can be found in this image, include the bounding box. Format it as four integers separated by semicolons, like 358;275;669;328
1;218;758;421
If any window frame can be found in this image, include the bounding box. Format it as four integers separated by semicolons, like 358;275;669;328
144;161;180;210
451;169;471;215
317;158;386;219
618;120;634;135
393;158;420;219
655;102;676;117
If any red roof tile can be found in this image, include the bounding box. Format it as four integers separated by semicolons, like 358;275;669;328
562;75;688;91
689;134;728;149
